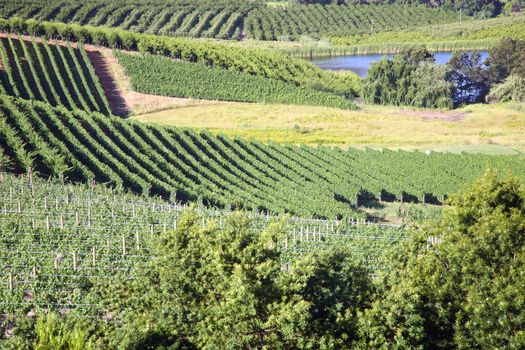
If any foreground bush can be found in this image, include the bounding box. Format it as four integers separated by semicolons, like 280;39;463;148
2;172;524;349
88;210;373;349
359;171;525;349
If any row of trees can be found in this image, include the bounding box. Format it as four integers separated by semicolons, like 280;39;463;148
3;172;524;349
362;38;525;108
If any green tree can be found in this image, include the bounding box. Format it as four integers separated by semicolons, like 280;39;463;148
488;74;525;102
447;51;490;105
88;208;373;349
358;171;525;349
362;48;453;108
487;38;525;83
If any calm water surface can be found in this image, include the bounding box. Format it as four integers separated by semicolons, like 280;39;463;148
311;51;489;77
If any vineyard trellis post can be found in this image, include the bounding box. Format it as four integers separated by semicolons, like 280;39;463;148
28;167;34;196
8;271;13;293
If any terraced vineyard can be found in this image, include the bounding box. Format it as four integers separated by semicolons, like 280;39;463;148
0;36;111;114
1;95;524;220
0;0;460;41
0;173;407;315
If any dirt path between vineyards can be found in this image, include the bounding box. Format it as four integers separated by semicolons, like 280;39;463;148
403;109;467;122
0;33;214;116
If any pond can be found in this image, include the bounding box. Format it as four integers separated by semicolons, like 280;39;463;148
310;51;489;77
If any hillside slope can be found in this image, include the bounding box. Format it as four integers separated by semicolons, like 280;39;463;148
0;35;111;114
0;0;460;40
1;95;525;220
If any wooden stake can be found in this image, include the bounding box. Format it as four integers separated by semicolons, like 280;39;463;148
28;167;34;196
306;226;309;241
122;235;126;256
92;246;96;266
8;272;13;293
73;251;77;271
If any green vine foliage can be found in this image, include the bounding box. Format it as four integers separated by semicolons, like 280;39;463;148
0;1;460;41
115;51;357;109
0;17;361;98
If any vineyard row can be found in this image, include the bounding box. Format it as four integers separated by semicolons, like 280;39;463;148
0;1;461;40
1;95;524;221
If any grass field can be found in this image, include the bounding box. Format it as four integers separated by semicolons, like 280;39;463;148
132;102;525;154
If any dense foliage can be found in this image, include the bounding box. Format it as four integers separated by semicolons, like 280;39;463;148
362;39;525;107
448;50;491;104
0;36;111;114
0;18;358;97
488;74;525;101
1;95;525;220
115;51;357;109
0;172;405;317
0;1;460;41
486;37;525;82
85;209;374;349
3;172;524;348
359;172;525;348
484;37;525;102
362;48;454;108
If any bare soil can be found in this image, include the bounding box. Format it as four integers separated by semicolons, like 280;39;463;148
403;109;467;122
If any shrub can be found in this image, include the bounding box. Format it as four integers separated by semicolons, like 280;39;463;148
488;74;525;102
